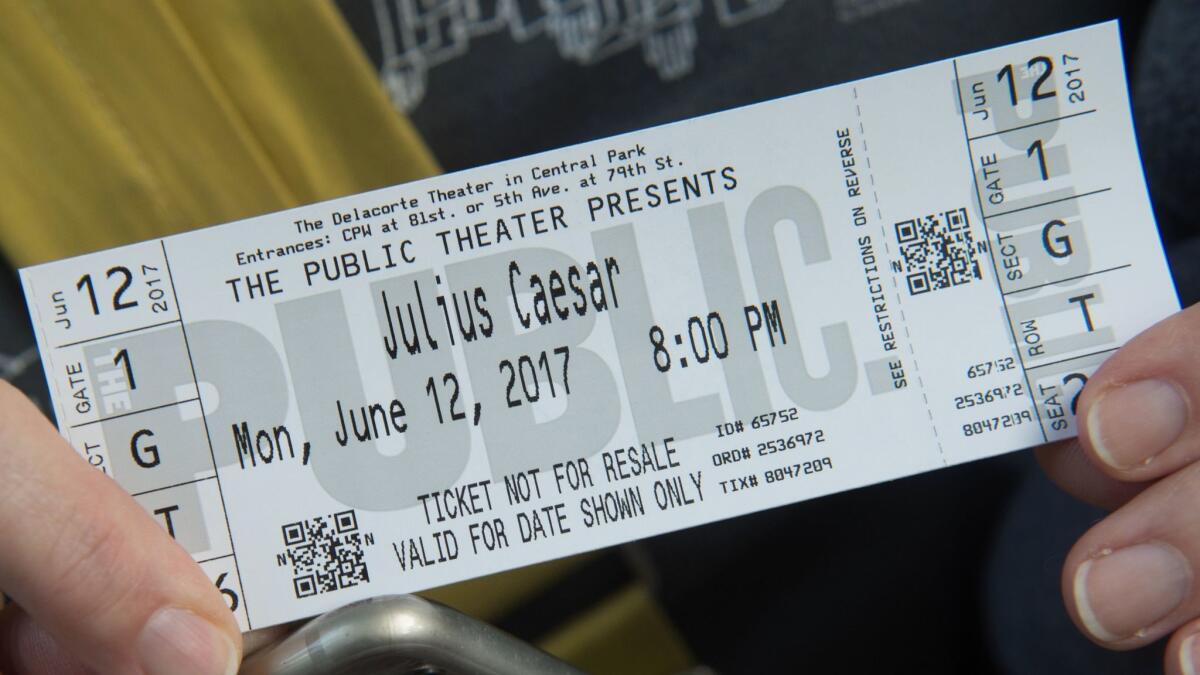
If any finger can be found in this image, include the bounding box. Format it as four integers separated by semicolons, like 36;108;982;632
0;603;266;675
0;381;240;674
0;605;89;675
1075;302;1200;480
1166;616;1200;675
1035;439;1148;511
1062;457;1200;650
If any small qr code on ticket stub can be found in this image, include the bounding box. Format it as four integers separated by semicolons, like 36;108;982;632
19;21;1178;630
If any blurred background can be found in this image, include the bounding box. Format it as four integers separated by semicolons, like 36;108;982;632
1;0;1197;672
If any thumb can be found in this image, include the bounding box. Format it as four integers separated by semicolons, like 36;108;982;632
0;381;241;674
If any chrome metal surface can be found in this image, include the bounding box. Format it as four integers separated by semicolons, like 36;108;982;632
239;595;586;675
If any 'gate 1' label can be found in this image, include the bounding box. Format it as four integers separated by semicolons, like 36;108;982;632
20;21;1178;631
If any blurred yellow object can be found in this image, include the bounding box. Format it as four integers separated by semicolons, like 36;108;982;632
0;0;437;267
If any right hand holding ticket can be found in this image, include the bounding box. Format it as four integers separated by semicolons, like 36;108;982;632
1038;301;1200;674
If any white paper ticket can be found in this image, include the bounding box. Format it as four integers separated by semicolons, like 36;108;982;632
19;21;1178;631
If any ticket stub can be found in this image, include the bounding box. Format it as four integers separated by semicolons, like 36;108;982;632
20;21;1177;631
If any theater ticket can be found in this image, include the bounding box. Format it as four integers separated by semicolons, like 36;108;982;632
19;21;1177;630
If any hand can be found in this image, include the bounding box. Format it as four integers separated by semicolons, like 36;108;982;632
1039;301;1200;673
0;380;242;674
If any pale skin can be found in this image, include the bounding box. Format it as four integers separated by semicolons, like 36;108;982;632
0;303;1197;673
0;382;289;674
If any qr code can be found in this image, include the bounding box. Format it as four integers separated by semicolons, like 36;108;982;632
277;510;372;599
895;207;983;295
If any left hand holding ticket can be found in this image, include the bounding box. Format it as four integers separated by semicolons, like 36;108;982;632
0;378;243;674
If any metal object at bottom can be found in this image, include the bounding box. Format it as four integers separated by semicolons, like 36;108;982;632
240;595;587;675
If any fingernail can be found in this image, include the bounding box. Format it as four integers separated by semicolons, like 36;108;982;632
1181;633;1199;675
1073;541;1191;642
138;608;237;675
1087;379;1188;470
